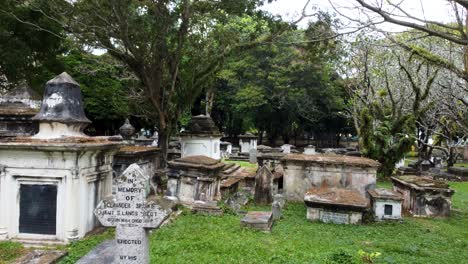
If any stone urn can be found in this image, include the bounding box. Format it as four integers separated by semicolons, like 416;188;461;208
119;118;135;140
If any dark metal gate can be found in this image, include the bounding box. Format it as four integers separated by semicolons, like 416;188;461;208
19;184;57;235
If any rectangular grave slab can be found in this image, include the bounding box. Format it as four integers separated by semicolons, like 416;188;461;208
191;201;223;216
241;211;273;231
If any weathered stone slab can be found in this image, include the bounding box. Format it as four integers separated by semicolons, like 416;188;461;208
241;211;273;231
13;250;67;264
191;201;223;216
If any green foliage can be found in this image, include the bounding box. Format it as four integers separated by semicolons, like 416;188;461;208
60;50;131;134
0;0;65;90
212;15;348;140
148;182;468;263
0;241;26;264
58;228;114;264
325;250;359;264
359;106;415;176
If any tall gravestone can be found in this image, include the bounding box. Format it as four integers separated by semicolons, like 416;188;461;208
254;166;273;204
94;164;169;264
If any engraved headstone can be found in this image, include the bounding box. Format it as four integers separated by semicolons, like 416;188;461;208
249;148;257;163
272;201;281;220
254;166;273;204
94;164;169;264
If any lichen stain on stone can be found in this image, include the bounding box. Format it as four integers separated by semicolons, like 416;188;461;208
44;92;64;108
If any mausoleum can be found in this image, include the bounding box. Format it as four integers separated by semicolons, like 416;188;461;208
180;115;222;159
0;73;121;244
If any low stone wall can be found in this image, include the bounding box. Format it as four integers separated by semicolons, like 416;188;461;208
281;154;380;201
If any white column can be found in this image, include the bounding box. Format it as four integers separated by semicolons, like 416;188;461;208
65;168;80;242
0;166;7;240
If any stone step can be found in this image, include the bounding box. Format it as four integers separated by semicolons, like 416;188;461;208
222;162;236;171
11;238;66;248
223;164;241;175
227;156;250;162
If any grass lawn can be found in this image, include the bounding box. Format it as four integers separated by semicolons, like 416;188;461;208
0;241;27;264
149;182;468;264
5;181;468;263
223;159;258;173
57;228;115;264
454;162;468;168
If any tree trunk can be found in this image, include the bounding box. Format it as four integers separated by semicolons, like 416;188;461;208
447;147;455;168
158;128;170;168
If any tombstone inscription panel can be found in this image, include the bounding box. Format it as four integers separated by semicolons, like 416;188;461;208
95;164;169;264
319;211;350;224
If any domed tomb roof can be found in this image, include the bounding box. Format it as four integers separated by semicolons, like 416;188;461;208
32;72;91;124
181;115;222;136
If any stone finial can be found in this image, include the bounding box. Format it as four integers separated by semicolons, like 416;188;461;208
119;118;135;140
32;72;91;139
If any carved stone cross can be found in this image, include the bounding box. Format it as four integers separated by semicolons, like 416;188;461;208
95;164;169;264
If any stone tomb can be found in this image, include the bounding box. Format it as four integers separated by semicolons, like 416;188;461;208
304;187;369;224
0;84;41;138
281;154;380;201
94;164;169;264
241;211;273;232
391;176;454;217
113;146;161;179
180;115;222;159
0;73;121;243
238;133;257;153
166;156;224;204
368;188;403;221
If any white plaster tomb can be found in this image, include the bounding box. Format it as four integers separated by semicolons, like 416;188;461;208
368;188;403;221
0;73;121;244
238;133;257;153
180;115;222;160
